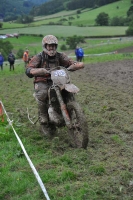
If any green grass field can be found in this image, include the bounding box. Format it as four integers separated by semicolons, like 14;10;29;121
0;25;128;38
4;35;133;62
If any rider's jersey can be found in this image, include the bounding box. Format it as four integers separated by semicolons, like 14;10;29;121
26;51;76;83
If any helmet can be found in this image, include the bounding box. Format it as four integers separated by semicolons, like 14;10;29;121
42;35;58;56
42;35;58;46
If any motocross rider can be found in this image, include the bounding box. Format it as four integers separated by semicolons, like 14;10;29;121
26;35;84;135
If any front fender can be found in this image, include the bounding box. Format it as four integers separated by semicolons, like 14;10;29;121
64;83;79;93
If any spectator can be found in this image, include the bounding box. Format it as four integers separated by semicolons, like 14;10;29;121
8;51;15;71
0;52;4;70
75;46;84;62
23;49;29;68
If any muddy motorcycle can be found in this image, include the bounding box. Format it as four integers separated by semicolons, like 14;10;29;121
45;66;88;149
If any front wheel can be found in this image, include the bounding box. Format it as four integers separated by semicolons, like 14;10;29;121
67;101;89;149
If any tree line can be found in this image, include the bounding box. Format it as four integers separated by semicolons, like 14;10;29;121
30;0;120;16
66;0;120;10
0;0;48;22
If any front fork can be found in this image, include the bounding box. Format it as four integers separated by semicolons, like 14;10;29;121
54;87;71;128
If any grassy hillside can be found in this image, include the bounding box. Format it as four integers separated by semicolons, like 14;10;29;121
72;0;131;26
1;0;131;29
31;0;132;27
34;10;78;21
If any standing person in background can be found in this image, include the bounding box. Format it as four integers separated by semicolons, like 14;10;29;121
8;51;15;71
23;49;29;68
0;52;4;70
77;47;84;62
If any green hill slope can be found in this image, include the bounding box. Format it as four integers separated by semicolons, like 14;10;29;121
0;25;128;37
73;0;132;26
32;0;132;26
30;0;121;16
2;0;131;29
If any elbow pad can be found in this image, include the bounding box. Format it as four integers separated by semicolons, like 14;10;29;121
25;68;34;78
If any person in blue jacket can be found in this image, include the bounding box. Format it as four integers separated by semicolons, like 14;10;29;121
75;46;84;62
0;52;4;70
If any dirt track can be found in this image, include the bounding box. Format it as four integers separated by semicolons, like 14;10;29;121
117;46;133;53
69;46;133;94
84;59;133;93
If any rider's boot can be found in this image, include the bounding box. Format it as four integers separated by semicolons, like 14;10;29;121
41;124;51;136
38;102;56;137
38;102;50;136
41;124;56;137
38;102;48;124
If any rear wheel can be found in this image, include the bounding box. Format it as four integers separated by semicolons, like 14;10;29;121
67;101;89;149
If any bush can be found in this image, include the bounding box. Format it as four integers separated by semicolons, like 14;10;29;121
95;12;109;26
49;22;55;25
110;16;126;26
0;40;13;61
0;22;3;28
127;6;133;17
4;15;18;22
60;44;67;50
77;10;81;14
126;26;133;36
68;16;75;20
66;35;85;49
59;18;68;22
16;15;33;24
16;48;24;59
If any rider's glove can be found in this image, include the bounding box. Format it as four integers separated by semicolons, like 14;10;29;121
30;68;50;76
67;62;84;71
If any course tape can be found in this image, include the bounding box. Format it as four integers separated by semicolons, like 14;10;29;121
68;51;117;58
0;101;50;200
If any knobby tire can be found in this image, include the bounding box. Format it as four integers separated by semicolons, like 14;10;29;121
67;101;89;149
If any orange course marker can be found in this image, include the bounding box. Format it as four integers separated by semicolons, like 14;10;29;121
0;102;4;122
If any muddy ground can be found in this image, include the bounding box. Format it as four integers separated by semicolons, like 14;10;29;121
69;46;133;94
1;47;133;199
84;59;133;94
